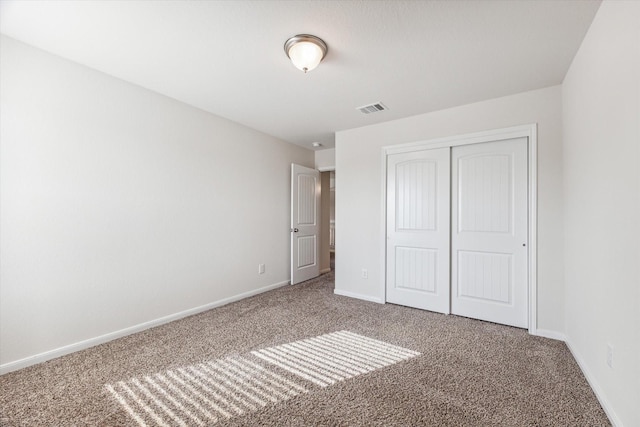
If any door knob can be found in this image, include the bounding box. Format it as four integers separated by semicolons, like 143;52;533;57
292;228;299;233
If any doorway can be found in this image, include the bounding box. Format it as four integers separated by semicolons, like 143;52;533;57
290;165;335;284
330;171;335;271
319;170;335;274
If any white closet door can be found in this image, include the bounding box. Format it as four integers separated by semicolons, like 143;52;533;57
451;138;528;328
386;148;450;313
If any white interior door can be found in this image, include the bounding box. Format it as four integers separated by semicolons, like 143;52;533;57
451;138;528;328
386;148;450;313
291;164;320;285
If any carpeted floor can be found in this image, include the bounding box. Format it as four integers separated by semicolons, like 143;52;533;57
0;272;609;426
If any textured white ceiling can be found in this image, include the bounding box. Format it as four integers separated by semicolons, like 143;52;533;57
0;0;600;150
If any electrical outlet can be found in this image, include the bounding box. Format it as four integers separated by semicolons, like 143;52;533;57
258;264;265;274
606;344;614;368
361;269;368;279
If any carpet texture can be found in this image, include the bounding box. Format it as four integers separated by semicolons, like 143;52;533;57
0;272;609;426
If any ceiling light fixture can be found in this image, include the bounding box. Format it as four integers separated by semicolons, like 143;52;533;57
312;142;323;148
284;34;328;73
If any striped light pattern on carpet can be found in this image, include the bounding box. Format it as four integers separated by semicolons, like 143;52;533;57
251;330;420;387
106;331;420;426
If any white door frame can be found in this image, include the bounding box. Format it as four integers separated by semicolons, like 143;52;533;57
380;124;538;335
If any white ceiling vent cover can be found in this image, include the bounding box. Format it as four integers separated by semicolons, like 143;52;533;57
357;102;388;115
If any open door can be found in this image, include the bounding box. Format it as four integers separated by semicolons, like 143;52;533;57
291;164;320;284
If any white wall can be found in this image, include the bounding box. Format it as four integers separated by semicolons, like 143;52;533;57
335;85;565;332
0;37;313;369
314;148;335;170
562;2;640;425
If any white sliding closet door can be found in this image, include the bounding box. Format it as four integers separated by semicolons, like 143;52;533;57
386;148;450;313
451;138;528;328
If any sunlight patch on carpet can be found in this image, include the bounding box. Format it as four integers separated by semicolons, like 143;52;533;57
252;330;420;387
106;331;419;426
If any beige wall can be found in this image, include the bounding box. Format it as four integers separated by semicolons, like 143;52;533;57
562;2;640;425
0;36;314;369
335;85;564;332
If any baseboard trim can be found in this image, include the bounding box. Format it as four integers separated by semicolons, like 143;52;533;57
0;280;290;376
334;289;384;304
565;338;621;426
531;329;620;425
533;328;566;341
320;268;332;274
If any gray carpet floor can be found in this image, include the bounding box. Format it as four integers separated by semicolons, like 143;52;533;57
0;272;609;426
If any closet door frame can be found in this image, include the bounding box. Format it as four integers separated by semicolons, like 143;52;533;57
380;124;538;335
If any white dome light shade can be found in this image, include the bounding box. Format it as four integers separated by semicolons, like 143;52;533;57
284;34;328;73
288;41;323;72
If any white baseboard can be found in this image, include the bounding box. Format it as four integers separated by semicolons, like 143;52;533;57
0;280;290;376
320;268;332;274
532;329;620;425
533;328;566;341
334;288;384;304
565;338;622;427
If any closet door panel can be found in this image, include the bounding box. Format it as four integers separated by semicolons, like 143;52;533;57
386;148;450;313
451;138;528;328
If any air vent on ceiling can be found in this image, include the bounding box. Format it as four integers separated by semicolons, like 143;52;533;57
357;102;388;115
